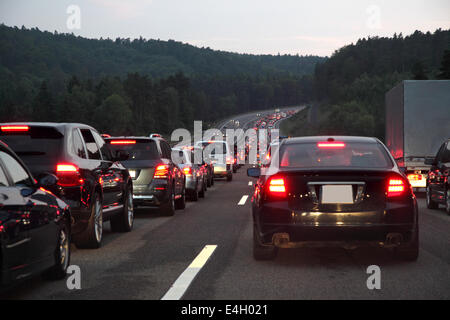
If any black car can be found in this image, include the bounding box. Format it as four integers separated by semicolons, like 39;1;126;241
248;136;419;261
426;138;450;214
0;123;133;249
105;136;186;215
0;140;71;289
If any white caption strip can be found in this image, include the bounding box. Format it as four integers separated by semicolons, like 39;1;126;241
238;195;249;205
161;245;217;300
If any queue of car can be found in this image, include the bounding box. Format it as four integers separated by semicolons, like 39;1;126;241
0;122;239;291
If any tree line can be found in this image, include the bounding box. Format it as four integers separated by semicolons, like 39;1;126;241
0;24;323;136
282;29;450;141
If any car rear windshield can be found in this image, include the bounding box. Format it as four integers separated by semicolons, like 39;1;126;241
108;139;159;160
279;142;393;169
0;126;63;165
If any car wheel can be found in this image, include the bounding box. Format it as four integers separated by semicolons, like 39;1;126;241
207;175;212;187
211;175;214;186
74;194;103;249
253;224;278;261
227;173;233;182
110;187;134;232
426;185;438;209
199;179;205;198
43;223;71;280
395;225;419;262
175;186;186;210
163;186;176;216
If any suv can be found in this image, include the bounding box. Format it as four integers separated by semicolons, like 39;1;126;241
106;136;186;215
0;123;134;249
426;138;450;214
195;141;233;181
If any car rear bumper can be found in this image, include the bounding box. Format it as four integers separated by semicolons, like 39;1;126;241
132;182;170;207
213;164;232;176
258;223;416;246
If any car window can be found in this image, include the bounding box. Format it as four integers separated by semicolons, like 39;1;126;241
442;142;450;163
0;126;63;167
80;129;101;160
161;142;171;159
279;142;393;169
108;139;160;161
73;129;87;159
0;164;8;186
92;131;112;161
0;151;32;186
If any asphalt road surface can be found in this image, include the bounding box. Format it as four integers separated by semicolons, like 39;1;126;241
2;166;450;300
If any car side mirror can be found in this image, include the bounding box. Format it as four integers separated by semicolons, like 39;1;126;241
38;173;58;188
424;158;436;166
247;167;261;178
115;150;129;162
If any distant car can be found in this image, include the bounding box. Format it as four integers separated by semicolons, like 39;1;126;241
248;136;419;261
173;147;206;201
0;140;71;289
106;136;186;215
0;123;134;249
425;138;450;214
196;141;233;181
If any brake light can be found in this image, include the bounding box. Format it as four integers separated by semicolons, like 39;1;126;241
56;163;84;187
317;142;346;149
387;179;405;197
110;140;136;145
1;125;29;132
154;164;169;179
407;174;422;181
183;167;193;176
268;178;286;195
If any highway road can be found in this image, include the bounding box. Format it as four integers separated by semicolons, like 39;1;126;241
1;108;449;300
2;167;450;300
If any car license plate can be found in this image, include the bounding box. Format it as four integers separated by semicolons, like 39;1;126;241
321;185;353;204
129;170;136;179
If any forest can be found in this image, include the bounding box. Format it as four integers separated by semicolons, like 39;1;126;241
1;25;449;139
282;29;450;141
0;24;322;135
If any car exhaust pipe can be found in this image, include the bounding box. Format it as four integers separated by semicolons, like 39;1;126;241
273;233;290;247
384;233;403;247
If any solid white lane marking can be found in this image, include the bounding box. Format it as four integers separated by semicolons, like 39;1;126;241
248;181;253;186
238;195;249;205
161;245;217;300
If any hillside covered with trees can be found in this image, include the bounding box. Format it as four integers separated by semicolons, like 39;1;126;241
0;24;324;135
282;29;450;141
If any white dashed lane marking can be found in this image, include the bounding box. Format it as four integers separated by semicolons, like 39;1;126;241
238;195;249;205
161;245;217;300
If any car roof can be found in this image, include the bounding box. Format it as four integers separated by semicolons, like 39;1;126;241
282;136;380;145
0;122;97;133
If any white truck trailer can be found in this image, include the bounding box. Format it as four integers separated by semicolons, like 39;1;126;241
385;80;450;191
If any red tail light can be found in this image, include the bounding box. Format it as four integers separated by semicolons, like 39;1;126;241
154;164;169;179
407;174;422;181
268;177;286;195
56;163;84;187
387;178;405;197
183;166;193;176
110;140;136;145
317;142;346;149
1;125;29;132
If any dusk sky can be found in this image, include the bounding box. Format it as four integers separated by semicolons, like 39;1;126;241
1;0;449;56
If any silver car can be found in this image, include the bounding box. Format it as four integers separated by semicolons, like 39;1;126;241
173;147;207;201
